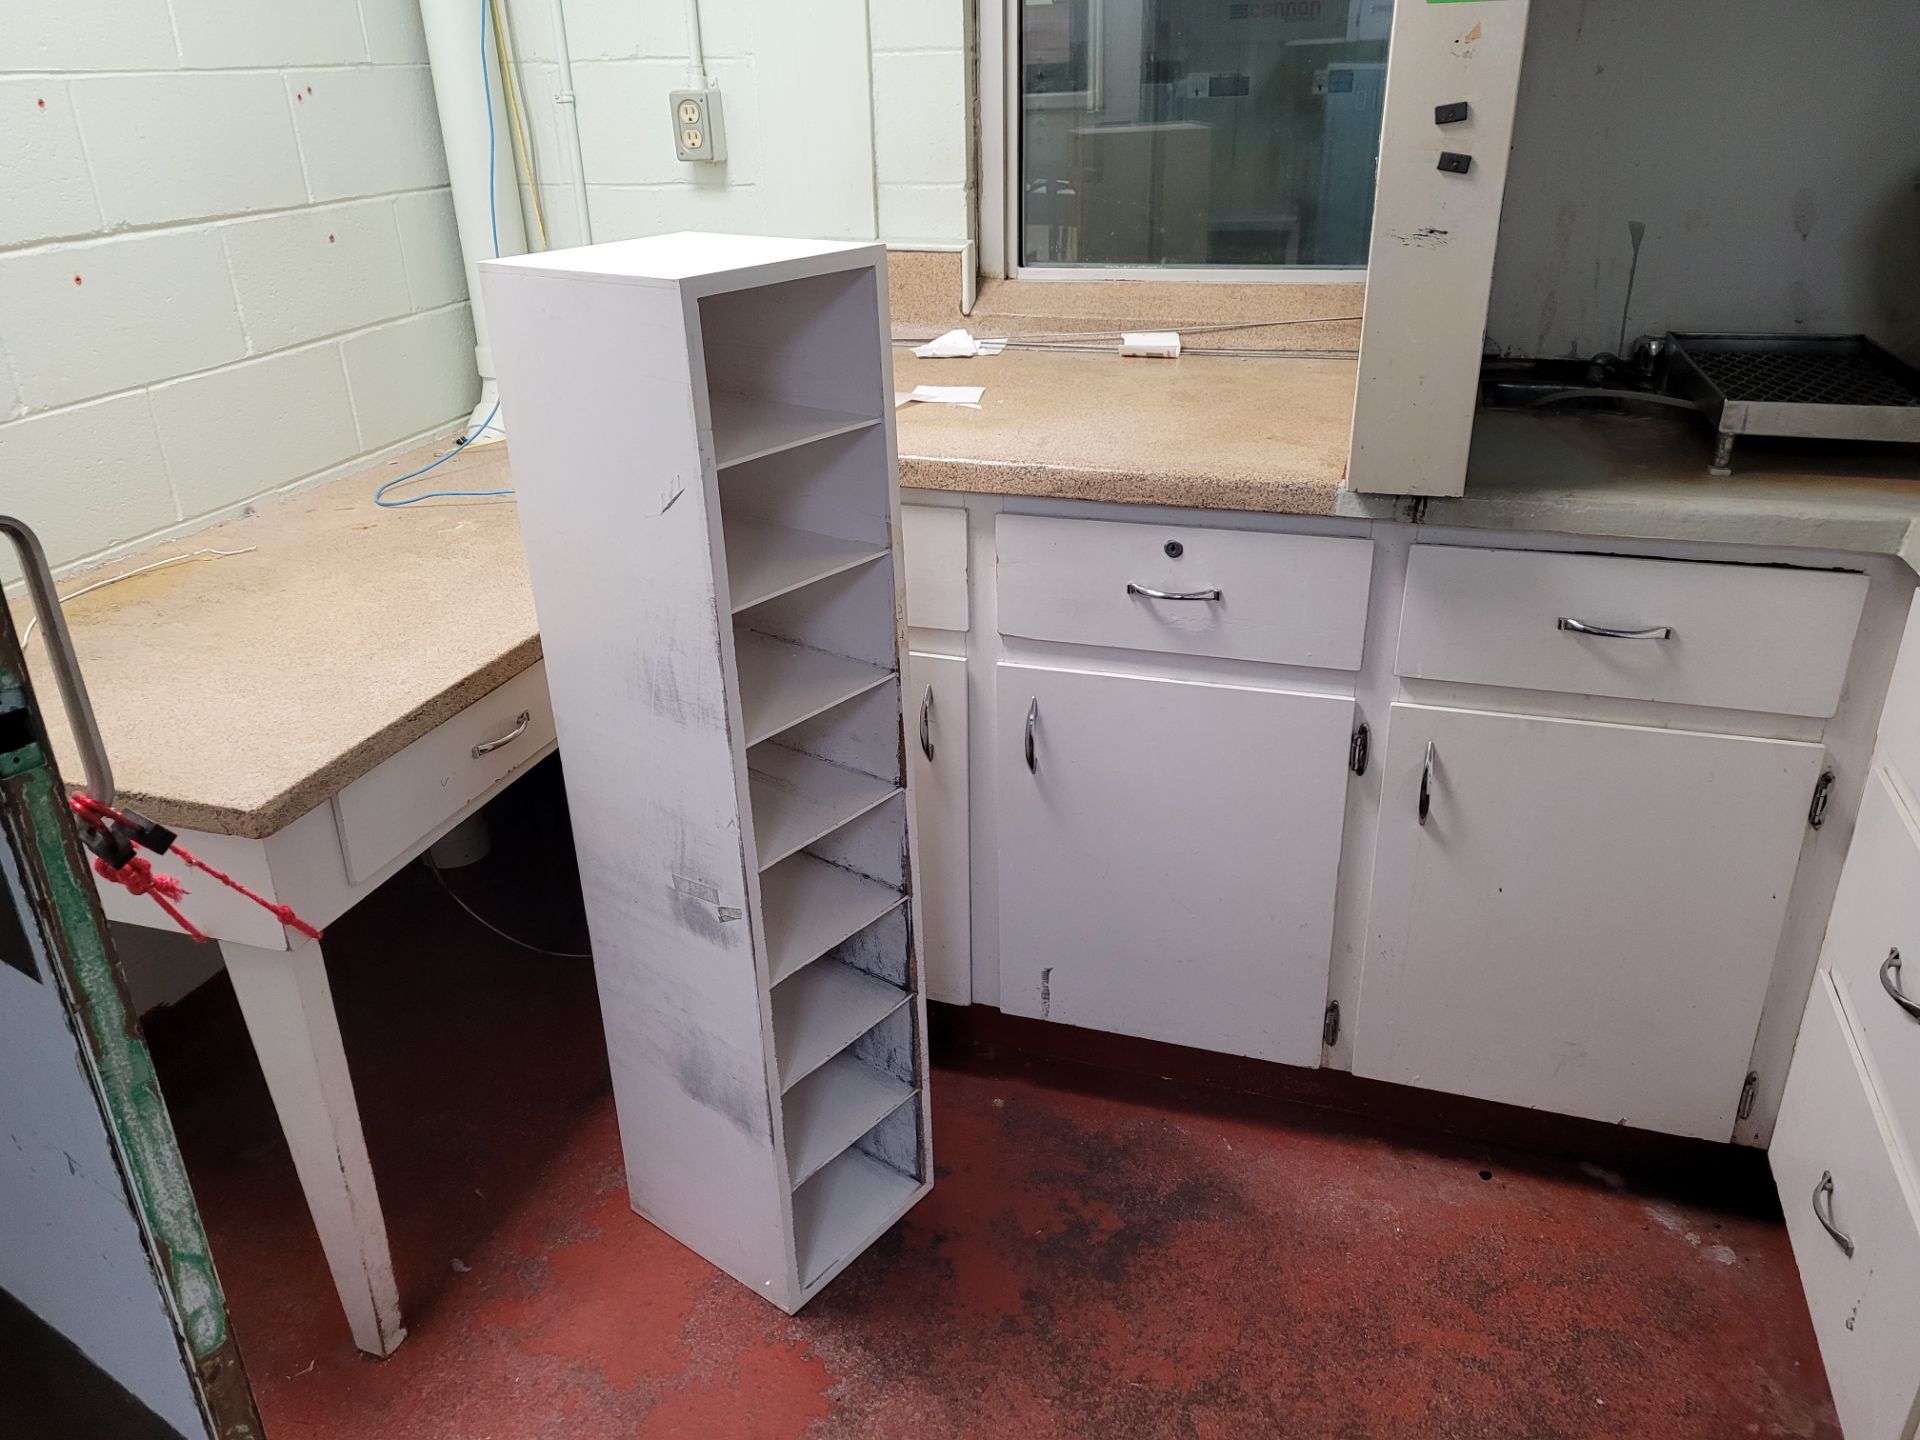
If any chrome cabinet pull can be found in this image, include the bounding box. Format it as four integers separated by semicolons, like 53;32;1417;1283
1024;698;1038;773
1881;948;1920;1020
0;516;114;801
1127;583;1223;602
919;685;935;762
1557;616;1674;641
1811;1171;1855;1258
1418;741;1435;826
472;710;531;759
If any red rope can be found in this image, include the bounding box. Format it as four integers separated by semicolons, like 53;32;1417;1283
70;794;323;942
91;856;207;942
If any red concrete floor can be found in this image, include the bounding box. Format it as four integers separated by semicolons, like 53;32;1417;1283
144;783;1839;1439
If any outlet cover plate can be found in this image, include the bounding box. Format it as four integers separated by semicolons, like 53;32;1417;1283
670;88;726;164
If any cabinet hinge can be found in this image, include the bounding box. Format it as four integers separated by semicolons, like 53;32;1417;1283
1323;1000;1341;1048
1737;1071;1759;1121
1348;723;1370;776
1808;770;1836;829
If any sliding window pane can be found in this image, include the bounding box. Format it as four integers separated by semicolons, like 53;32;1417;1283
1019;0;1393;269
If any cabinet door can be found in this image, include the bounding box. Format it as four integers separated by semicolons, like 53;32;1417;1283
908;653;971;1004
1355;703;1824;1139
995;663;1352;1064
1770;979;1920;1440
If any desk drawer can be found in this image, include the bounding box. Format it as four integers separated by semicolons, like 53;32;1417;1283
1882;591;1920;800
1770;978;1920;1440
996;514;1373;670
1829;769;1920;1172
1396;546;1868;717
332;664;556;883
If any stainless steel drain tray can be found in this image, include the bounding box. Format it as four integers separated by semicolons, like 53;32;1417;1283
1666;332;1920;473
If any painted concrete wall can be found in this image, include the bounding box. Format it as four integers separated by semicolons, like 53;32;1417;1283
0;0;478;576
1487;0;1920;364
499;0;971;251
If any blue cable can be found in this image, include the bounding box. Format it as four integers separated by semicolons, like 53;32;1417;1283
375;0;511;509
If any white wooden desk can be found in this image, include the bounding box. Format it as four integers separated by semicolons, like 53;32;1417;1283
19;442;547;1357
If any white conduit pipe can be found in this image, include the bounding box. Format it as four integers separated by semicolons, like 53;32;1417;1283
419;0;530;436
684;0;708;86
550;0;593;245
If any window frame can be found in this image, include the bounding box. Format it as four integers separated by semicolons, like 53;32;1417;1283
977;0;1374;284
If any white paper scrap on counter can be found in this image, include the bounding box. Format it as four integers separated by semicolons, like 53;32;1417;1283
912;328;1008;358
898;384;985;409
1120;330;1182;358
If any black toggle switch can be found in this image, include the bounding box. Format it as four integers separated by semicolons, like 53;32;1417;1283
1437;151;1472;174
1435;101;1470;125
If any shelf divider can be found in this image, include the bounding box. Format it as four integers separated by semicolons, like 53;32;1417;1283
772;960;909;1090
782;1053;914;1188
708;393;880;470
725;520;888;613
734;633;892;747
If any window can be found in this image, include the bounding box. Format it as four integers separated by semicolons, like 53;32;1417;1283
1008;0;1393;274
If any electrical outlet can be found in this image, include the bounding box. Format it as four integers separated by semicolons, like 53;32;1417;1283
670;88;726;164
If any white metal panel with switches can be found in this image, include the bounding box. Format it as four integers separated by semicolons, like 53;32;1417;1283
671;88;726;163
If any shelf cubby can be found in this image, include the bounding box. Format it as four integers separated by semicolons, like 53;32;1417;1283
734;633;892;748
773;957;910;1092
725;520;887;614
760;849;907;985
782;1050;915;1188
791;1141;922;1289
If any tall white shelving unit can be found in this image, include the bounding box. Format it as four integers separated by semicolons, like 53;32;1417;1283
480;235;930;1311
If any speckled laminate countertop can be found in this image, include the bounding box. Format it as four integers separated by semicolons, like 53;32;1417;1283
16;348;1920;840
894;349;1357;513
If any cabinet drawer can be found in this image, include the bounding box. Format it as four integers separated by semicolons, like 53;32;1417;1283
1770;979;1920;1440
1882;591;1920;800
901;505;968;632
997;514;1373;670
331;664;556;883
1829;769;1920;1173
1396;545;1868;717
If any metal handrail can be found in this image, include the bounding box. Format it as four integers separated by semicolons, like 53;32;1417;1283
1;516;114;802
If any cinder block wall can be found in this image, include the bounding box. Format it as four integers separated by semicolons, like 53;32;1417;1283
1;0;477;575
504;0;971;250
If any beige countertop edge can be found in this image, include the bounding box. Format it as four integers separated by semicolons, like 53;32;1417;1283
899;454;1349;518
122;637;546;841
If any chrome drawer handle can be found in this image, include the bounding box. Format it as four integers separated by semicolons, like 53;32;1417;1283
1882;948;1920;1020
1024;697;1038;773
1127;583;1223;602
1557;616;1674;641
1811;1171;1855;1258
919;684;935;763
1418;740;1435;826
472;711;531;759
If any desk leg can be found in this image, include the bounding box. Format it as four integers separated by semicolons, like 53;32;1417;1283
220;940;407;1357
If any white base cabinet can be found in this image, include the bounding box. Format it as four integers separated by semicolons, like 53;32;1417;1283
1771;978;1920;1440
908;652;971;1005
1355;703;1825;1139
994;662;1353;1065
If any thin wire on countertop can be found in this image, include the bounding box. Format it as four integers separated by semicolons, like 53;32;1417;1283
20;547;257;650
425;855;591;959
892;314;1364;347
